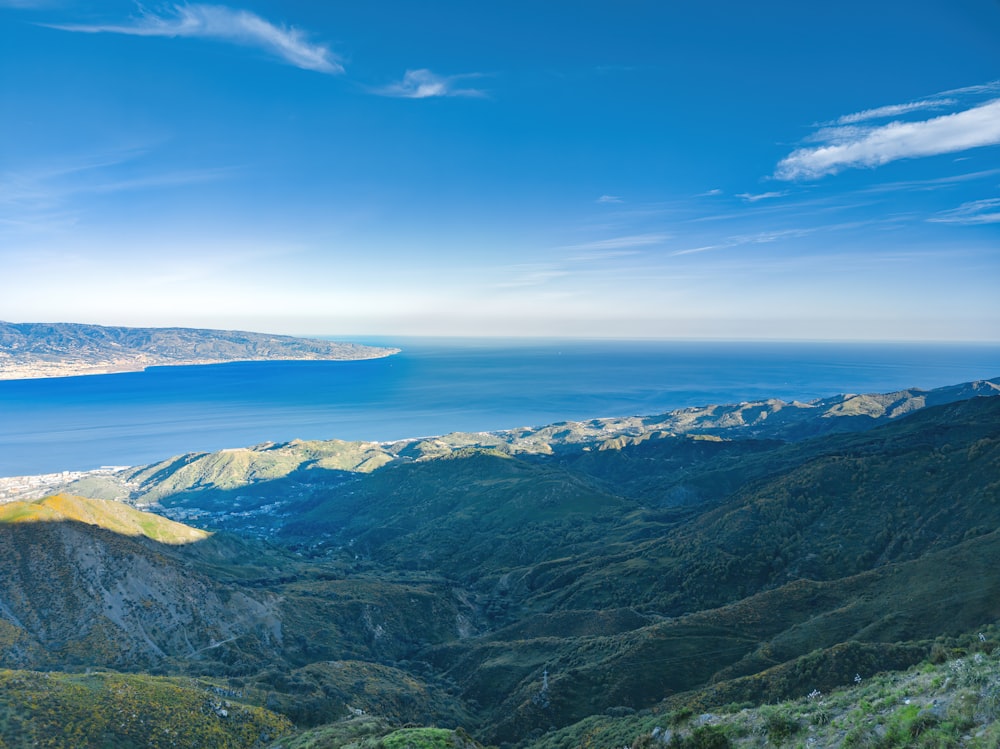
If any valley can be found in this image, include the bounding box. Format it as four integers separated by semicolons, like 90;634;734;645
0;379;998;747
8;2;999;746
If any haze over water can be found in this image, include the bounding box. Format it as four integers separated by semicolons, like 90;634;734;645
1;338;999;476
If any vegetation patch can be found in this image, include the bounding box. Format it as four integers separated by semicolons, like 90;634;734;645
0;669;291;748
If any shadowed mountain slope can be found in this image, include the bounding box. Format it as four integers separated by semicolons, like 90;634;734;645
0;499;475;733
268;395;1000;743
276;396;1000;611
2;382;999;746
52;378;1000;529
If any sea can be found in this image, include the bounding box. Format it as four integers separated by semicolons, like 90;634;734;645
1;338;999;477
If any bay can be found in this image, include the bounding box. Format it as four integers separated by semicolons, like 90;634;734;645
1;338;998;476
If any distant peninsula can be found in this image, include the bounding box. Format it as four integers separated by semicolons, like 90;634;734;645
0;321;400;380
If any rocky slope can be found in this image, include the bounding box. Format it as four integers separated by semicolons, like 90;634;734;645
0;500;283;673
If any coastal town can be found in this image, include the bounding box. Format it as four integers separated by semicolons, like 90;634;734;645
0;355;166;381
0;466;128;503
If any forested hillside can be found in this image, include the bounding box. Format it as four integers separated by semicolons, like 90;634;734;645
1;382;998;747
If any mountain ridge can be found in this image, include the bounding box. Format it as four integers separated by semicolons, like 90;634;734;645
1;380;999;746
0;320;400;380
31;376;995;533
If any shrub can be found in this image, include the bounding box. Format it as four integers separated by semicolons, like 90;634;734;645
665;725;732;749
667;706;694;726
761;706;799;741
688;726;732;749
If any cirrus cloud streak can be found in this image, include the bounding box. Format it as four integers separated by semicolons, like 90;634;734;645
833;98;957;125
777;97;1000;181
45;4;342;74
928;198;1000;225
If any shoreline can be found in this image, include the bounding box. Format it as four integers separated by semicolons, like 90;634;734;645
0;351;401;382
0;321;401;381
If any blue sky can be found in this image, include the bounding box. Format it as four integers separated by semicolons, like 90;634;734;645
1;1;998;341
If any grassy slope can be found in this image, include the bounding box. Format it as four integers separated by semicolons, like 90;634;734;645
0;493;210;544
268;716;484;749
0;669;292;749
530;629;1000;749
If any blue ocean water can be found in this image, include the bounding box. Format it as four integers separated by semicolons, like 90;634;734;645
1;338;998;476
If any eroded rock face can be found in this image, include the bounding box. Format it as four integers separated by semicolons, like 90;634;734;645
0;519;283;671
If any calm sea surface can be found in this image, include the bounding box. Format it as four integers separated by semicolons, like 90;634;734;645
1;338;998;476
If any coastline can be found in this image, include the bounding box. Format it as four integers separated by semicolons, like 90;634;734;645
0;351;400;382
3;340;998;478
0;321;401;381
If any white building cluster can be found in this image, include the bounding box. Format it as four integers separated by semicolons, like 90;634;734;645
0;467;127;503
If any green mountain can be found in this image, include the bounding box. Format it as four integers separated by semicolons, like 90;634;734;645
56;377;1000;536
1;381;998;747
528;626;1000;749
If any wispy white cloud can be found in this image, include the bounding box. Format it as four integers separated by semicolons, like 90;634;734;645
670;244;722;257
596;194;623;203
938;80;1000;97
493;264;569;288
737;227;816;244
736;191;787;202
374;69;486;99
928;198;1000;225
860;168;1000;194
0;148;239;240
45;4;342;74
698;188;723;197
671;227;820;256
1;159;236;207
569;249;642;262
1;151;144;208
560;233;668;252
833;98;957;125
776;91;1000;181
